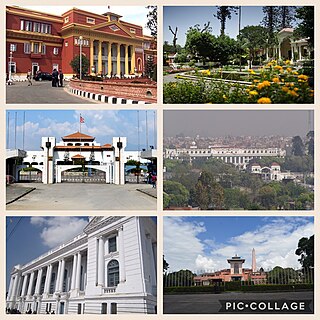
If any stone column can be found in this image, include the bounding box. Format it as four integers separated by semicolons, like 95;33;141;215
131;46;136;74
7;275;14;299
118;227;126;282
90;39;94;74
298;45;302;60
75;252;82;290
21;275;28;297
125;45;129;75
27;272;35;297
55;261;61;292
11;275;19;300
108;42;112;76
98;237;105;286
58;259;65;292
98;40;103;74
278;43;282;60
116;43;121;76
71;254;77;290
44;265;52;294
35;268;43;295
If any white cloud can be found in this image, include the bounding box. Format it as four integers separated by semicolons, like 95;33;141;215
30;217;88;248
164;217;313;272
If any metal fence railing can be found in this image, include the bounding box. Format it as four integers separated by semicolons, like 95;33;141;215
164;267;314;288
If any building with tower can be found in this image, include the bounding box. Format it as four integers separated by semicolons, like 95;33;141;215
6;216;157;314
194;249;267;285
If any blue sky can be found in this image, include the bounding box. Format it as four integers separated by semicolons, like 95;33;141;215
6;110;157;151
164;216;313;272
164;6;300;45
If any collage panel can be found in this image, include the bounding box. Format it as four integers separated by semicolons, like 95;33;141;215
6;215;157;314
163;6;314;104
163;216;314;314
6;109;157;210
6;5;157;104
163;110;314;211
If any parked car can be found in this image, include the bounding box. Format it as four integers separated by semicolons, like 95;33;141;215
34;72;52;81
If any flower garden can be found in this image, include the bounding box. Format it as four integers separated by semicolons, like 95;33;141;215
163;60;314;104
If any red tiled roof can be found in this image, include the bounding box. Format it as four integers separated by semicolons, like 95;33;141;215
62;132;95;141
71;154;85;159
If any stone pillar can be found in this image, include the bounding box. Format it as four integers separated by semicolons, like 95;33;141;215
125;45;129;75
11;275;19;300
75;252;82;290
98;237;105;286
108;42;112;76
298;45;302;60
44;265;52;294
35;268;43;295
98;40;103;74
58;259;65;292
131;46;135;74
116;43;121;76
118;227;126;282
278;43;282;60
71;254;77;290
27;272;35;297
55;261;61;292
7;275;14;299
90;39;94;74
21;275;28;297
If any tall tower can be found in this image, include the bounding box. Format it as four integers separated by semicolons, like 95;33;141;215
252;248;256;272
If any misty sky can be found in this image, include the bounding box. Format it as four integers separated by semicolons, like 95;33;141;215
164;110;313;137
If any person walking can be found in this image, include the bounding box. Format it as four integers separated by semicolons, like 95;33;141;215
27;69;32;86
52;69;58;87
59;69;64;87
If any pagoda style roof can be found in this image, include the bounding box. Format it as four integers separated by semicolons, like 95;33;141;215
62;132;95;141
71;154;85;159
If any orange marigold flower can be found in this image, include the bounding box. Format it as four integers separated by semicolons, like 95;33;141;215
288;90;299;97
249;90;258;96
298;74;308;81
286;67;292;72
272;77;280;83
257;97;271;104
257;80;271;90
274;65;283;71
282;86;289;92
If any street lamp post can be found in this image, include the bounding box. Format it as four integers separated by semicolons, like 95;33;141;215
79;36;83;80
8;51;13;85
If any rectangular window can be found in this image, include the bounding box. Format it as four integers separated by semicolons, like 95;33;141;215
101;303;107;314
24;43;31;54
130;28;136;34
33;43;39;54
86;17;95;24
33;22;40;32
108;236;117;253
25;21;32;31
42;44;46;55
20;20;24;30
10;44;17;52
111;303;117;314
77;304;81;314
64;16;69;23
53;47;59;55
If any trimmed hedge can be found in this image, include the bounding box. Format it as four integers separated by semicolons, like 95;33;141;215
241;283;314;292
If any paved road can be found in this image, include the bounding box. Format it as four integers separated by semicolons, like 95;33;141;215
6;183;157;210
6;81;99;104
163;72;186;84
164;291;314;314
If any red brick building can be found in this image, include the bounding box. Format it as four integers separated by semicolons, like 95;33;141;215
6;6;157;79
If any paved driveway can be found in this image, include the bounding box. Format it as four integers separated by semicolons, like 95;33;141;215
6;81;98;104
6;183;157;210
164;291;314;314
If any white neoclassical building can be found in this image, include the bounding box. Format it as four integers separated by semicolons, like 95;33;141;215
7;131;154;184
164;145;286;169
6;216;157;314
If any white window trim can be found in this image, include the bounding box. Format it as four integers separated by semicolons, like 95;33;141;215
86;17;95;24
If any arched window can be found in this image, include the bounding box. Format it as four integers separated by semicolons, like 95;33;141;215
107;260;119;287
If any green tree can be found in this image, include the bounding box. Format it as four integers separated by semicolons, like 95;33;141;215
278;6;296;29
295;6;314;48
261;6;280;46
146;6;157;39
163;256;169;273
164;270;195;287
257;185;277;209
291;136;305;156
163;180;190;208
70;54;90;76
214;6;238;36
295;235;314;268
191;171;224;209
306;130;314;157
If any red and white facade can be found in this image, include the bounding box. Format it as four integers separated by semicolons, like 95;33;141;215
6;6;157;79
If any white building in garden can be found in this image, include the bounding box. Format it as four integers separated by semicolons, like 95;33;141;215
6;216;157;314
8;131;154;184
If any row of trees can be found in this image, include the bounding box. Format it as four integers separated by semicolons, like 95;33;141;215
165;6;313;66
